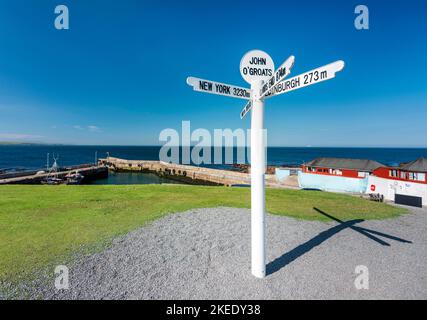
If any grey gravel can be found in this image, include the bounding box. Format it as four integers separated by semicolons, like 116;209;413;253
7;206;427;299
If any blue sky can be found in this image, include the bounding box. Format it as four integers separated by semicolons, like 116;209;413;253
0;0;426;146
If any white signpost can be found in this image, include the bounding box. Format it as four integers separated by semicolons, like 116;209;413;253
187;50;345;278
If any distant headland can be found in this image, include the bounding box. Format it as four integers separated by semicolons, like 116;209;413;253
0;142;64;146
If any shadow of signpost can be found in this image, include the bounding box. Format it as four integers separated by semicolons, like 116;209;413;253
266;207;412;276
313;207;412;246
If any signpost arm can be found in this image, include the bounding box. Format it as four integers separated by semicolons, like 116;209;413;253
250;80;266;278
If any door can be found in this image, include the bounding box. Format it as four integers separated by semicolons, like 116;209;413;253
388;184;396;201
395;194;422;208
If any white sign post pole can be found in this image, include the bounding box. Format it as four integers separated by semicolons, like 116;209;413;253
250;80;266;278
240;50;274;278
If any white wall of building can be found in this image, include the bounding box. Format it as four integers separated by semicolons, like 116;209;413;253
298;172;368;194
367;176;427;206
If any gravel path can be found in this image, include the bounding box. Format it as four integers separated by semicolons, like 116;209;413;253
22;206;427;299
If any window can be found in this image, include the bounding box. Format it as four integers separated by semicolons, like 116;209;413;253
358;171;366;178
389;170;398;178
408;172;425;182
400;172;406;179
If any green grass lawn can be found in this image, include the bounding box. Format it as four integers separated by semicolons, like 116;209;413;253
0;185;406;284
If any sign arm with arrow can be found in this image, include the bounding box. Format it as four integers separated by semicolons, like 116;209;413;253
265;60;345;99
187;76;252;100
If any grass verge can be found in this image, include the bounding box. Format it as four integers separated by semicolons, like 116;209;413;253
0;185;406;284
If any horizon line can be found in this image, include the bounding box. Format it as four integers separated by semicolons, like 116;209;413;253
1;142;427;149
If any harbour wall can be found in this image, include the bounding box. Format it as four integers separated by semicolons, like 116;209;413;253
99;157;299;188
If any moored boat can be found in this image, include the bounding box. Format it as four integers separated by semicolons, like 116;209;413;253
65;171;84;185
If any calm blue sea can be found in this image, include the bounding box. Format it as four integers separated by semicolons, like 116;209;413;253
1;145;427;171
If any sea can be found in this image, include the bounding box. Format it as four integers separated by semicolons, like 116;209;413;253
1;145;426;184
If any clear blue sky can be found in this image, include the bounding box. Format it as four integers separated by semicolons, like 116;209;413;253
0;0;426;146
